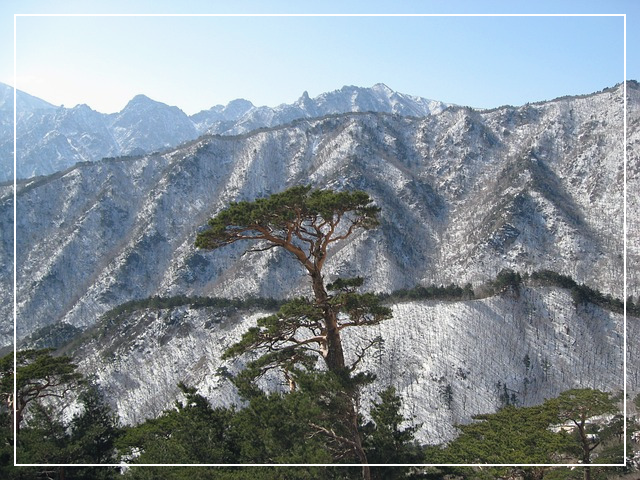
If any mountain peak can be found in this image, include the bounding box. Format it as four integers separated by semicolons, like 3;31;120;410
124;94;161;109
225;98;254;111
372;83;394;95
295;90;313;107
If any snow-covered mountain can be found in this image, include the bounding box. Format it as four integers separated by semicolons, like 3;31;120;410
2;81;634;350
1;85;200;180
0;82;449;181
2;80;635;444
192;83;450;135
108;94;198;155
14;104;121;180
0;83;57;112
0;83;59;180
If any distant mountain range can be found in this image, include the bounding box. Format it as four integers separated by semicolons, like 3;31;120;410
0;82;449;181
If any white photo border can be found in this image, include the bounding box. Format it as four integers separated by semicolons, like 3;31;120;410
12;11;628;470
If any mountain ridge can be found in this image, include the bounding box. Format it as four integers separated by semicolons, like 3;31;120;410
3;80;628;184
0;82;451;181
0;82;57;112
6;77;627;189
64;283;632;444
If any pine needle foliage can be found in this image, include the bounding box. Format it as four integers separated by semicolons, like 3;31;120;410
0;349;83;434
195;185;380;255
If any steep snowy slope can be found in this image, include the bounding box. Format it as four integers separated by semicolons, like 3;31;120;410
628;80;640;311
0;82;57;112
4;82;633;348
0;82;58;180
68;286;631;444
15;104;120;179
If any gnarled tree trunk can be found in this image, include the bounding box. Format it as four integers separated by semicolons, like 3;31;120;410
310;270;370;479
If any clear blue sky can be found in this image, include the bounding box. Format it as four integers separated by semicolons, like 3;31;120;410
0;0;637;114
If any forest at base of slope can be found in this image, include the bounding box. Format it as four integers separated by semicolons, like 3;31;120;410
18;267;639;355
0;348;637;480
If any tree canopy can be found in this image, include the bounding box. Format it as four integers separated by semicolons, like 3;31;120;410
196;186;386;372
545;389;618;480
195;186;380;270
1;352;120;480
433;404;571;466
0;349;83;434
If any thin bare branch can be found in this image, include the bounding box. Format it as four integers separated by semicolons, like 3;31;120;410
244;243;280;255
308;422;358;451
348;337;383;373
327;218;363;244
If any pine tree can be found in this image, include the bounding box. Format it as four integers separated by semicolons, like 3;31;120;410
363;387;420;479
117;382;236;465
196;186;381;372
544;389;618;480
0;349;83;435
67;382;121;468
196;186;388;479
431;403;572;480
14;380;120;478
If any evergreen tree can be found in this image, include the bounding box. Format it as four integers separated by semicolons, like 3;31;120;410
0;407;11;479
438;383;454;410
118;380;357;479
430;403;573;480
492;268;522;295
0;349;83;435
196;186;388;479
14;401;71;479
66;382;121;468
196;186;381;372
14;381;120;479
363;387;421;479
544;389;618;480
462;282;474;299
117;382;236;465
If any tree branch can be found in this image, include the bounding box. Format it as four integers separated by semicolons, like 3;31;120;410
243;243;280;255
348;337;383;373
309;422;359;451
328;218;362;244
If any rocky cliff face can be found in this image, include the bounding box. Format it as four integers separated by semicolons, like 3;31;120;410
4;82;634;348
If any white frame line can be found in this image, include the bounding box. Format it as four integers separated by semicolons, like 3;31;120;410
12;11;628;470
